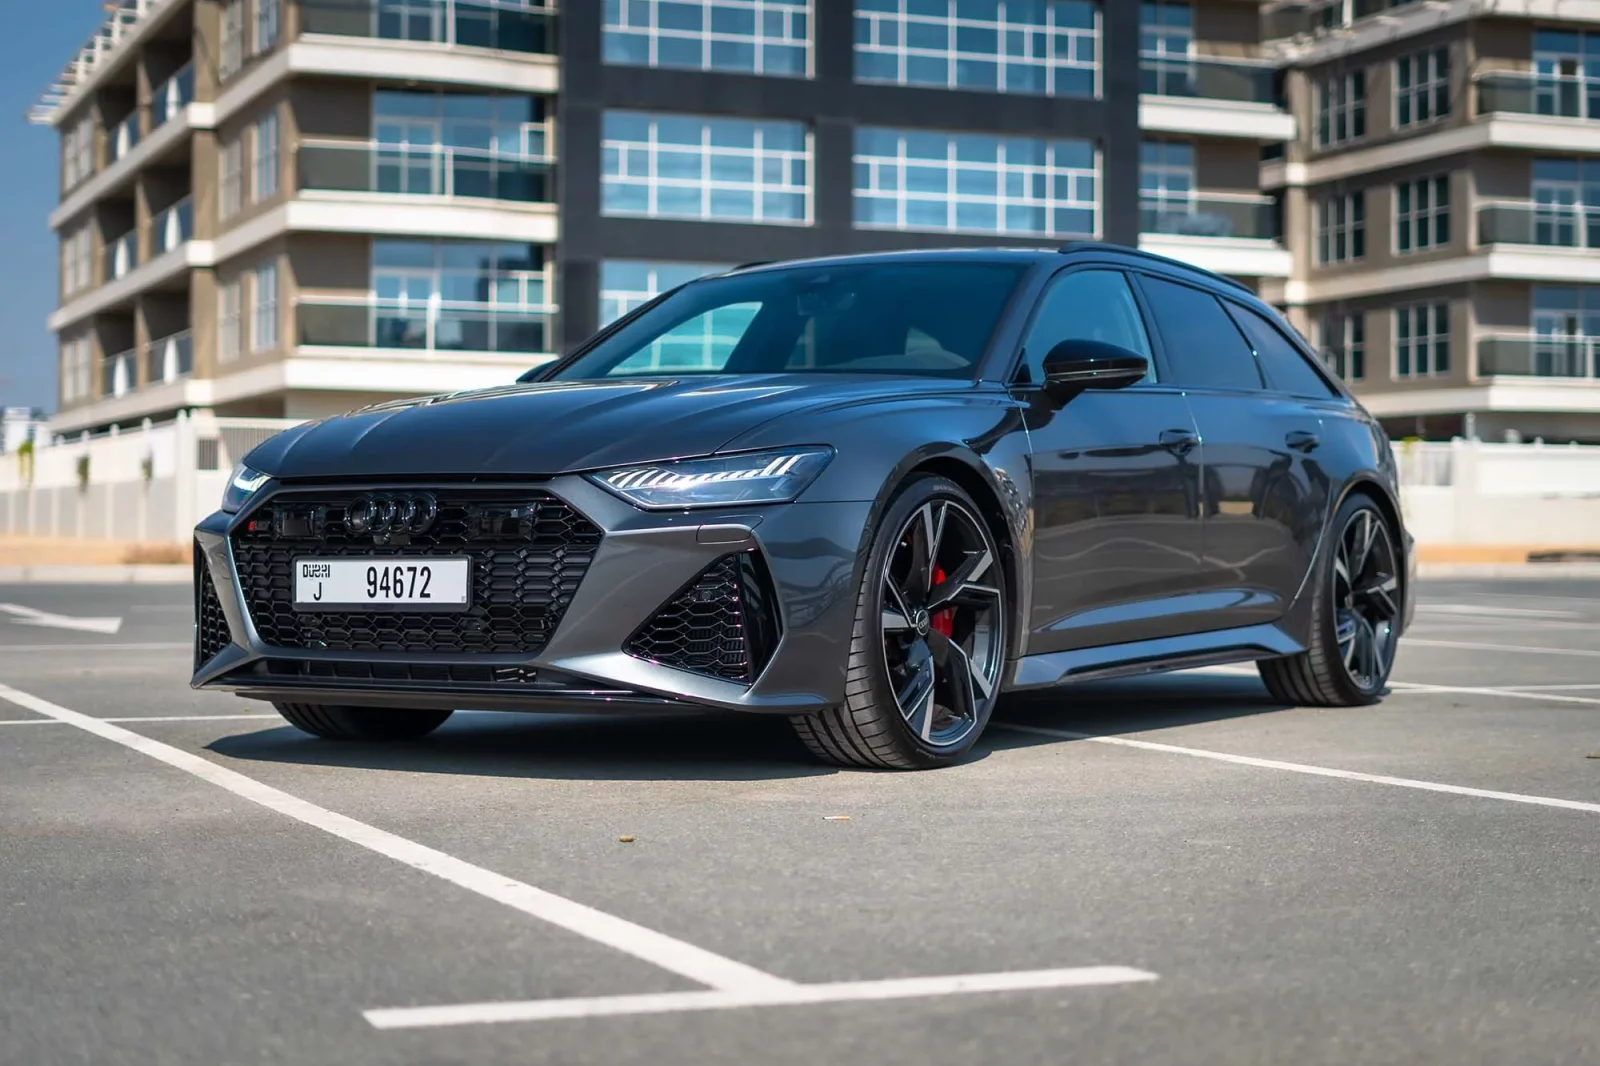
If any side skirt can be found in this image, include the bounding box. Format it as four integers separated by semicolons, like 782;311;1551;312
1005;623;1304;690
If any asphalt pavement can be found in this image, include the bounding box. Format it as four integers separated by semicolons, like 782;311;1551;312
0;576;1597;1065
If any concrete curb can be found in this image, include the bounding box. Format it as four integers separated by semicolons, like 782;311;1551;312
1417;562;1600;579
0;565;191;585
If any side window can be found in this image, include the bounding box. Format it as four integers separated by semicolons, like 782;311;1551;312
1224;302;1340;398
1137;275;1264;391
608;303;761;375
1019;269;1155;385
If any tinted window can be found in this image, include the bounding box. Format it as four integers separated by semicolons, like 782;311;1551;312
555;262;1028;380
1225;302;1339;398
1019;269;1155;385
1138;275;1263;391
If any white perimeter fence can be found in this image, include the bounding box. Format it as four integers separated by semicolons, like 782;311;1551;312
2;419;1600;547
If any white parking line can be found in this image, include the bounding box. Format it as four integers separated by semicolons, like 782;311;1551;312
0;714;282;726
0;681;1155;1029
1404;638;1600;659
364;966;1158;1029
1389;681;1600;706
0;642;191;653
995;723;1600;815
1416;604;1580;619
0;681;789;994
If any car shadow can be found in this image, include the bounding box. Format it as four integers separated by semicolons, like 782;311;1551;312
206;669;1291;780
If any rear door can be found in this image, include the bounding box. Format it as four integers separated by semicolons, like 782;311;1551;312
1013;267;1208;654
1134;274;1327;629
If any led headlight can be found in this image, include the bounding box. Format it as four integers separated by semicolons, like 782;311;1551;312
220;464;271;514
589;448;834;511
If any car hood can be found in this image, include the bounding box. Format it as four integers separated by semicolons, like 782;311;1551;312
245;375;962;478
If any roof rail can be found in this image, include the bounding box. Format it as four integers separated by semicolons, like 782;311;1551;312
731;261;773;272
1056;241;1256;295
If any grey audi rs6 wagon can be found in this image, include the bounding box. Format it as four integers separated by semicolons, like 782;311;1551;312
192;243;1416;770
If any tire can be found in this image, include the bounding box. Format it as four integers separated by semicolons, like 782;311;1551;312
273;703;454;741
789;475;1008;770
1259;492;1403;707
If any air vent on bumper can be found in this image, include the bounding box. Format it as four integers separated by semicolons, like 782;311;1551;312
624;551;782;685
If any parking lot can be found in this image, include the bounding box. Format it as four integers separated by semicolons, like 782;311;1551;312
1;575;1597;1065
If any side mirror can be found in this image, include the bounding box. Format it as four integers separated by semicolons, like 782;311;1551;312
1041;339;1149;396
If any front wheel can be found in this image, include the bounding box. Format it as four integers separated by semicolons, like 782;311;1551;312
273;703;453;741
790;476;1008;770
1259;494;1402;706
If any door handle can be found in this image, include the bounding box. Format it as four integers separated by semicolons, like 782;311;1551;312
1285;430;1321;453
1159;428;1199;456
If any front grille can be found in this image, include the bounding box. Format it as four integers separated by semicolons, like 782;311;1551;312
195;552;233;667
230;488;601;655
625;551;782;684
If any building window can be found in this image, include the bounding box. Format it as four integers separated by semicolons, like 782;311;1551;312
218;279;243;363
1319;312;1365;381
1530;158;1600;249
62;226;93;297
854;127;1097;237
254;0;281;53
1531;286;1600;376
220;0;245;78
220;137;244;219
1139;139;1197;232
600;261;734;326
1534;30;1600;119
251;261;279;352
1396;175;1449;254
61;337;93;403
604;0;810;77
1316;190;1365;264
854;0;1098;98
1395;302;1449;378
1140;0;1195;96
361;240;555;353
62;116;95;188
1395;46;1449;128
1315;70;1366;147
252;111;279;201
368;91;552;200
602;111;812;224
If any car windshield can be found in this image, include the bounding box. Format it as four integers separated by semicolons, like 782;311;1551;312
549;261;1029;381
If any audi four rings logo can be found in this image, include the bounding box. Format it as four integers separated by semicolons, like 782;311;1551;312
345;493;439;541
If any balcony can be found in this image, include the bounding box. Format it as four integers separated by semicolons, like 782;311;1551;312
1477;72;1600;121
298;0;557;54
151;197;194;257
144;330;194;386
1478;201;1600;252
1138;54;1294;142
1138;193;1289;277
110;229;139;280
298;141;555;203
110;113;141;164
150;62;194;130
297;297;554;355
102;349;138;399
1479;334;1600;380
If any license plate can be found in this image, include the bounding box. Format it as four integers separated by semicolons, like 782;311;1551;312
293;558;471;610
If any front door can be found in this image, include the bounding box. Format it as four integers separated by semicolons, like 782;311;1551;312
1015;267;1208;654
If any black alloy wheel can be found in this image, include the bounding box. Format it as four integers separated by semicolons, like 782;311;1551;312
791;476;1007;770
1259;494;1402;706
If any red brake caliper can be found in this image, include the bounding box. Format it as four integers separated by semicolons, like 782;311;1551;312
930;567;955;638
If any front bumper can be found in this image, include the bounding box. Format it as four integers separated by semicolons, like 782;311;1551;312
192;477;871;714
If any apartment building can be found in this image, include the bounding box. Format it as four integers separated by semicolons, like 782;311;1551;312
1266;0;1600;444
35;0;1292;436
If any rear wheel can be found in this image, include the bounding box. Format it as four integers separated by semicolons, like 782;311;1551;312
273;703;453;741
1259;494;1402;706
790;476;1007;770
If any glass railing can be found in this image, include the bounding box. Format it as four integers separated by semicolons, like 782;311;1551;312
298;297;555;354
151;62;195;129
102;349;138;398
1140;195;1279;240
111;113;141;162
298;0;556;54
144;330;194;385
151;196;194;256
110;230;139;280
1478;201;1600;249
1478;334;1600;379
1476;71;1600;119
1139;53;1279;106
298;141;555;202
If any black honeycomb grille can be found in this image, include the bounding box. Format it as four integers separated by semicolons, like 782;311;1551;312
230;488;601;654
625;552;781;685
195;554;233;667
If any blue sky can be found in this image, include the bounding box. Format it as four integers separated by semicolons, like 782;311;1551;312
0;1;107;413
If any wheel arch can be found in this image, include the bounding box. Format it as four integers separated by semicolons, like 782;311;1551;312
1286;473;1410;643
